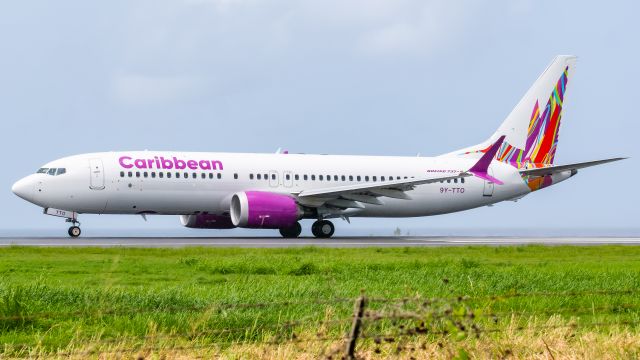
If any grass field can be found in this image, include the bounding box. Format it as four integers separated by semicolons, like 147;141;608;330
1;245;639;358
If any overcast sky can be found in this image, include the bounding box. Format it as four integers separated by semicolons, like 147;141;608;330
0;0;637;236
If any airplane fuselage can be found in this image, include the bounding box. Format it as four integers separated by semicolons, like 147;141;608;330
14;151;535;218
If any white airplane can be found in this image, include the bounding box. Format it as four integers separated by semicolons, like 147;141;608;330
12;56;624;238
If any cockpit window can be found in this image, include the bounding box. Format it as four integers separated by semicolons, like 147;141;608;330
37;167;67;176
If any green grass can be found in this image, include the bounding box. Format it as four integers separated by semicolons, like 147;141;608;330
0;245;639;355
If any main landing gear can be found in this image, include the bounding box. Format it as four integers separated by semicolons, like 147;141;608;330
278;220;335;238
311;220;334;239
66;218;81;238
279;222;302;238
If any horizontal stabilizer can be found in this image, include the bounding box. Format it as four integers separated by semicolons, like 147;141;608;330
519;157;626;177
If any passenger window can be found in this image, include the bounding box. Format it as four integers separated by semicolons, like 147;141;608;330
454;178;458;183
176;172;180;178
56;168;66;175
461;178;465;183
234;173;238;179
285;174;290;180
48;168;57;175
159;172;164;178
264;174;268;180
257;174;261;180
217;173;222;179
144;172;148;178
334;175;338;181
192;173;196;179
349;175;353;181
183;173;188;179
151;172;156;178
128;171;132;177
326;175;330;181
135;172;140;178
250;174;254;180
311;175;316;181
271;174;275;180
167;172;171;178
294;174;299;180
341;175;345;181
120;171;125;177
447;179;451;183
364;176;369;181
373;176;377;182
304;175;308;180
319;175;323;181
357;176;361;181
37;168;48;174
381;176;385;181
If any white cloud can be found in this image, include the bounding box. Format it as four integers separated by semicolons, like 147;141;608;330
358;22;423;55
355;1;469;56
183;0;256;13
120;0;474;61
111;74;203;105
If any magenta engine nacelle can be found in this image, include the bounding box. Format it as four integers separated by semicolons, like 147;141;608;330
180;213;236;229
230;191;303;229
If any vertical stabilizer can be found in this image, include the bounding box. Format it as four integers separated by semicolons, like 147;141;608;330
443;55;577;168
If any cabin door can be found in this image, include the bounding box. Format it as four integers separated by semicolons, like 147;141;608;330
89;159;105;190
482;168;494;197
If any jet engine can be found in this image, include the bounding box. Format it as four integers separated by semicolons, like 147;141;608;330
180;214;236;229
230;191;303;228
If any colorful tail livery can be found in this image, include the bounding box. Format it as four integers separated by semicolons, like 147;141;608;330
449;55;576;169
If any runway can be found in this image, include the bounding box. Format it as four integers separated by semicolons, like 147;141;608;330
1;236;639;247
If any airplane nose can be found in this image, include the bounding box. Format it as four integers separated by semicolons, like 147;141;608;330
12;177;33;201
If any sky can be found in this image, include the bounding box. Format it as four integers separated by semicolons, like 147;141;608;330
0;0;638;236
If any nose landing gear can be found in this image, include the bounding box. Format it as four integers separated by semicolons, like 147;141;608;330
65;218;81;238
68;225;81;237
43;208;82;238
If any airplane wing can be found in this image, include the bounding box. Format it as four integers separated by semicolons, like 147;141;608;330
519;157;626;177
298;172;470;198
296;136;507;210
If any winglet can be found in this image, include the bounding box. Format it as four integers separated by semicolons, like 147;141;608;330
468;135;505;185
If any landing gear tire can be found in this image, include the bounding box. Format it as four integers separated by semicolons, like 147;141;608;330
311;220;334;238
68;226;81;238
279;222;302;238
